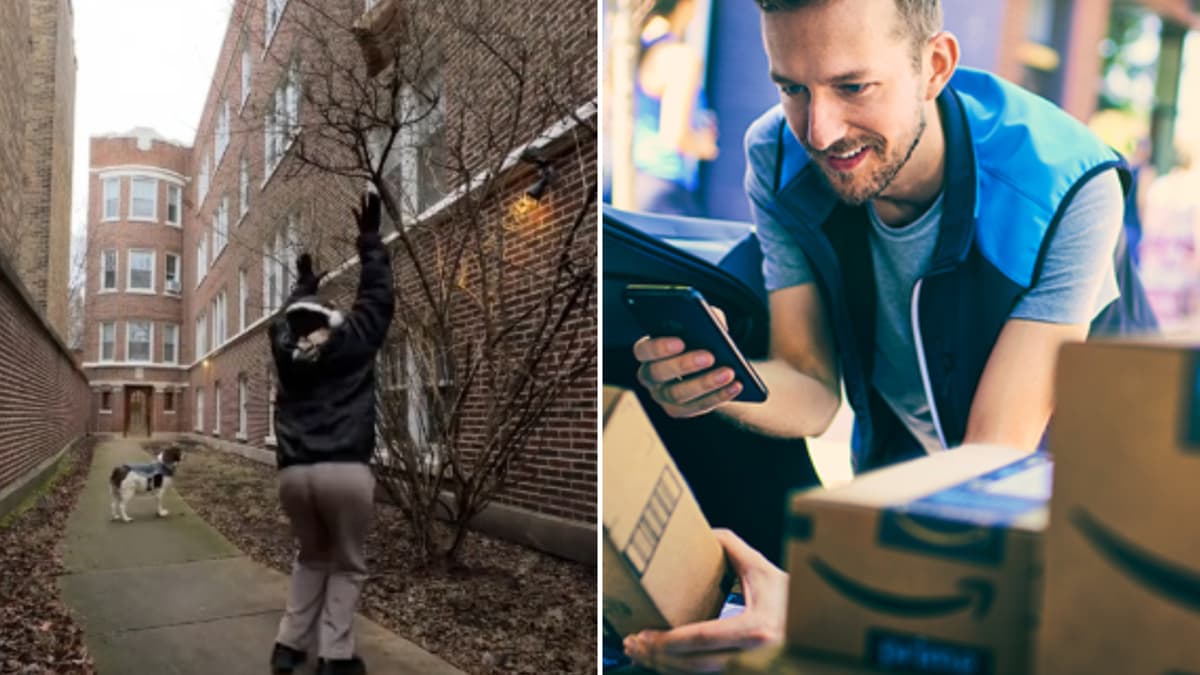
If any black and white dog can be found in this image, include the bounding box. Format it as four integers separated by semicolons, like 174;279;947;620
109;447;183;522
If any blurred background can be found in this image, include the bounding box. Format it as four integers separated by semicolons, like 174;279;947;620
604;0;1200;333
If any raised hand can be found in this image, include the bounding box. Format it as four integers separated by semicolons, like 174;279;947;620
295;253;327;295
353;189;382;235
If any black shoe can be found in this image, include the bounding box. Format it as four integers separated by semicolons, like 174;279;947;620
270;643;307;674
317;656;367;675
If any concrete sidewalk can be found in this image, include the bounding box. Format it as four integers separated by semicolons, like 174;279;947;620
60;438;465;675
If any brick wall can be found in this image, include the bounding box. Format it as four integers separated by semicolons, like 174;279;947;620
175;0;597;530
19;0;75;340
0;244;91;496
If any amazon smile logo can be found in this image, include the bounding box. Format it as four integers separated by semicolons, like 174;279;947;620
1071;507;1200;613
809;556;994;619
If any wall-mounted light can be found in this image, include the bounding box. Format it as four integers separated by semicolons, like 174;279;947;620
520;149;555;202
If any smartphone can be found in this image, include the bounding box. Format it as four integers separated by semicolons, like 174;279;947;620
623;284;768;403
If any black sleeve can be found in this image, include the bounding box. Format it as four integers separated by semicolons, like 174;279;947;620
342;231;395;354
267;313;295;373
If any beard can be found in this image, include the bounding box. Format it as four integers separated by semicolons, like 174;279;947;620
805;105;927;206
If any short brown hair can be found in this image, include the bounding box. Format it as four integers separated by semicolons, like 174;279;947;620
754;0;941;61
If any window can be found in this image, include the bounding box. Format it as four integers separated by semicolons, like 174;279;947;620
103;178;120;220
241;37;252;106
127;321;152;362
196;235;208;287
215;100;230;164
238;376;248;439
100;391;112;413
266;383;277;442
265;0;288;45
373;67;447;219
213;291;227;346
214;196;229;256
365;0;378;9
164;391;176;413
198;154;210;205
195;388;205;432
262;218;296;315
165;253;181;294
167;184;182;225
378;341;449;468
163;323;178;364
213;380;222;435
101;250;117;291
130;177;157;220
195;313;208;358
239;156;250;217
128;250;155;291
99;322;115;361
239;268;248;331
265;62;300;176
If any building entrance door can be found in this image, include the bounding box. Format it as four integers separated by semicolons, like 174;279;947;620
125;387;152;437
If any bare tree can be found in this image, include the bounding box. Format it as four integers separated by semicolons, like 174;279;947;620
247;0;596;566
66;233;88;352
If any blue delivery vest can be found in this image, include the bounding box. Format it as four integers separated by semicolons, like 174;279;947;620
743;67;1157;472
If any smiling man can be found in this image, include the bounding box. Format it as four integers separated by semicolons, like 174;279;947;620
627;0;1155;671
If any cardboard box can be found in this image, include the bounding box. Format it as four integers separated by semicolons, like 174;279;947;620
602;386;727;637
1037;341;1200;673
784;446;1050;674
726;646;881;674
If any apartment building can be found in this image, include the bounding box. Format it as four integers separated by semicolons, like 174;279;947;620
82;129;190;435
82;0;596;560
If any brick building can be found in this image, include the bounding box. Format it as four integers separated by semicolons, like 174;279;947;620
20;0;76;341
83;0;597;561
82;129;190;436
0;0;75;341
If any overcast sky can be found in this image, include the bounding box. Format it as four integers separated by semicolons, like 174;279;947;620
71;0;234;241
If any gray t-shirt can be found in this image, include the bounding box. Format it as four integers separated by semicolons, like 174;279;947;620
758;169;1125;453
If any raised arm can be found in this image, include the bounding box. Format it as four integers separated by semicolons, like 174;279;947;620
343;191;395;354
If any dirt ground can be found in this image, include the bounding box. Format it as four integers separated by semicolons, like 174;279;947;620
0;438;97;675
170;444;597;675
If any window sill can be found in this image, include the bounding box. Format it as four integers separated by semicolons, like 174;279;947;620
166;221;182;228
101;217;119;223
212;431;221;437
125;288;157;295
164;410;176;415
264;436;278;447
99;410;112;415
97;288;117;294
128;216;159;223
236;433;248;441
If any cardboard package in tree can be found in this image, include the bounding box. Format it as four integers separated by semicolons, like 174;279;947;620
784;446;1051;674
725;645;882;674
1037;341;1200;673
602;386;727;637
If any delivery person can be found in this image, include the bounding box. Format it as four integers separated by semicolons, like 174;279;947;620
628;0;1156;671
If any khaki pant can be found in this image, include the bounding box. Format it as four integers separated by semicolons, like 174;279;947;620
275;462;375;660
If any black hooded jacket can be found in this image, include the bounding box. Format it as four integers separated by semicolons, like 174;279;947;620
269;232;394;469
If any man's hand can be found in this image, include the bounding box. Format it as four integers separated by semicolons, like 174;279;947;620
633;307;741;418
623;529;787;674
353;189;382;235
294;253;326;296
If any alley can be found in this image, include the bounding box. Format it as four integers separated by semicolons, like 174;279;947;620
59;439;464;675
